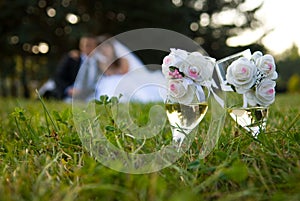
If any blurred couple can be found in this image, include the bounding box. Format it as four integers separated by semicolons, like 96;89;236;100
39;34;165;103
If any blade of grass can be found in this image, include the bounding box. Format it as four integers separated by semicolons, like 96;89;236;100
286;112;300;132
36;89;59;132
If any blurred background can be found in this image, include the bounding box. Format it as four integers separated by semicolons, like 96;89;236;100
1;0;300;98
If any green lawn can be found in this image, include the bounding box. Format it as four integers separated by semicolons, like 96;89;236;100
0;93;300;201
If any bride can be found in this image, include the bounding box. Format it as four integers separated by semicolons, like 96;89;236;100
74;36;166;103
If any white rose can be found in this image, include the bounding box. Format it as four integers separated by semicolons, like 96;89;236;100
226;57;257;94
169;49;189;69
162;49;189;78
245;90;258;106
251;51;263;62
171;49;189;72
182;52;214;82
162;54;175;66
168;79;195;104
255;79;276;106
170;48;189;61
168;79;186;98
255;54;278;80
162;54;175;78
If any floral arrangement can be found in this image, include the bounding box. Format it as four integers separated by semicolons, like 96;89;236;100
226;51;277;107
162;48;215;104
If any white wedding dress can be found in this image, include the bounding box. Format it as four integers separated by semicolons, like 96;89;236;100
95;40;167;103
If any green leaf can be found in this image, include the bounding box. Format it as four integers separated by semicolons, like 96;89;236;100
223;160;248;183
187;160;200;170
94;99;103;105
52;111;61;122
12;107;26;121
100;95;109;104
105;125;116;132
110;96;119;105
169;66;178;72
215;151;228;161
61;109;71;122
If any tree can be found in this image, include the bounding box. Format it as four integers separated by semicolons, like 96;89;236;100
276;45;300;92
76;0;265;59
287;74;300;93
0;0;265;97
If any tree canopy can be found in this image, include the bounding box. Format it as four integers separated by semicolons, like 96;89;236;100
0;0;266;97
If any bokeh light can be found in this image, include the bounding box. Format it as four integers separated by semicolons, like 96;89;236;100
66;13;79;24
190;22;199;31
38;42;49;54
172;0;183;7
31;45;39;54
38;0;47;8
9;36;19;44
46;7;56;17
199;13;210;27
194;0;203;11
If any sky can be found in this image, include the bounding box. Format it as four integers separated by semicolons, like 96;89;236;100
228;0;300;55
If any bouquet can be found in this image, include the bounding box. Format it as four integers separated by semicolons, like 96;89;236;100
226;51;278;107
162;48;215;104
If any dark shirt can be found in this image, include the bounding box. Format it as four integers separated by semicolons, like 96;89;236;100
53;54;82;99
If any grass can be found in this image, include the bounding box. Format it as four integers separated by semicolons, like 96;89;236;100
0;93;300;201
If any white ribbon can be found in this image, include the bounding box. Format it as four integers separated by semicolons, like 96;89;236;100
174;74;225;108
243;93;248;108
200;79;225;108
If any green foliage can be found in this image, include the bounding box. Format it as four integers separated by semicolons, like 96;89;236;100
276;45;300;92
287;74;300;93
0;0;264;79
91;95;170;153
0;94;300;200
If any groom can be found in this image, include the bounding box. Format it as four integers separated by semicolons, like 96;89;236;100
44;35;98;100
